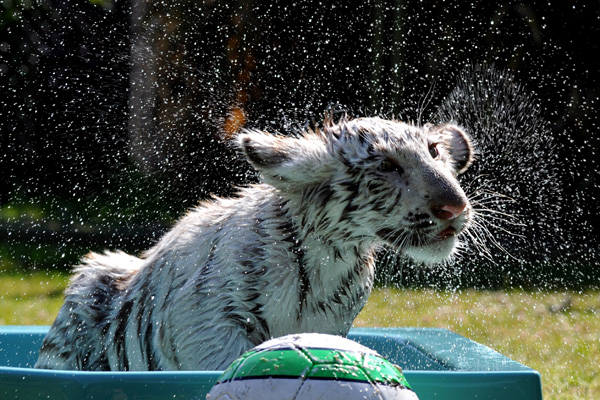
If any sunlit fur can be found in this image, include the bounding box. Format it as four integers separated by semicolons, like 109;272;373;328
35;116;474;371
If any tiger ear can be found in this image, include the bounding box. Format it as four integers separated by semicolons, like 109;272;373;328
435;124;474;174
238;130;291;169
237;130;334;188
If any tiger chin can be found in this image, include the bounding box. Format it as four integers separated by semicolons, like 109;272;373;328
36;116;474;372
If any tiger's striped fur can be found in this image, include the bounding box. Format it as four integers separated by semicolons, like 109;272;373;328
35;116;474;371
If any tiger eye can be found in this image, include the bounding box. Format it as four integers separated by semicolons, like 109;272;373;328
429;144;440;159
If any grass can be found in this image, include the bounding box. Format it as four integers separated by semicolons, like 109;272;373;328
0;271;68;325
355;287;600;400
0;272;598;400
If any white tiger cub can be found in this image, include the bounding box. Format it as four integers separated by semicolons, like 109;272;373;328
35;116;474;371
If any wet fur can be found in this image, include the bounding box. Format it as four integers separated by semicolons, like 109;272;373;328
36;117;473;371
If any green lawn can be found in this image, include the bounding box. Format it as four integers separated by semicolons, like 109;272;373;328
355;287;600;400
0;271;68;325
0;272;598;400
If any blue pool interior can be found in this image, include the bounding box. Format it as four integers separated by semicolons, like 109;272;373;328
0;326;543;400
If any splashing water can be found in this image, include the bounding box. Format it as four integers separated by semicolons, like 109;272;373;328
436;66;567;287
1;1;597;287
376;65;595;290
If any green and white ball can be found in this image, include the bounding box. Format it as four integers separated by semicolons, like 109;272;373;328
207;333;419;400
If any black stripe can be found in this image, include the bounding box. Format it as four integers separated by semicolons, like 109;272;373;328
113;299;133;370
387;189;402;213
292;240;310;316
144;317;155;370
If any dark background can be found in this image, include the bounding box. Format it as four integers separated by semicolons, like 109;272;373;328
1;0;598;288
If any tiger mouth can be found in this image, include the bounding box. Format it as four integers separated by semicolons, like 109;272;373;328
377;225;459;247
437;226;457;240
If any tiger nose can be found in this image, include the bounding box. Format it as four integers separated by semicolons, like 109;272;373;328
431;203;466;221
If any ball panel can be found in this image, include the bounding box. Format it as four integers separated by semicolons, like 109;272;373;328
307;363;370;382
207;378;303;400
296;379;375;400
302;348;363;366
296;379;419;400
362;354;412;389
216;352;254;382
231;349;312;380
375;385;420;400
295;379;418;400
